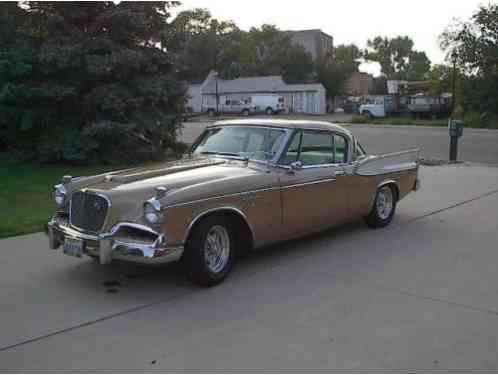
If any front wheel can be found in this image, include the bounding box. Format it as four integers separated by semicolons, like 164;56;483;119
185;215;235;286
265;107;274;115
365;185;397;228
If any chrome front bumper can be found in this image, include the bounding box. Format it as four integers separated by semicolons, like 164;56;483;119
46;218;184;266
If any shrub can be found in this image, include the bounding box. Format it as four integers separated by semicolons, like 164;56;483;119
0;2;186;164
351;115;369;124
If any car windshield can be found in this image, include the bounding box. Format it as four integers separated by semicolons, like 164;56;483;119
192;126;287;162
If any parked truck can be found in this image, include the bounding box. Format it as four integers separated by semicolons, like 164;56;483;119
359;94;451;119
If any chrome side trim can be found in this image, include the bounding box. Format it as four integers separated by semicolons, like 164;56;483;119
164;187;277;209
164;173;341;210
280;177;337;190
183;206;256;246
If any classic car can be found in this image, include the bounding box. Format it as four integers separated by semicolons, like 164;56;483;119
46;119;420;286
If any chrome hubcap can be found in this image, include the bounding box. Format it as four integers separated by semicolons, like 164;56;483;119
377;186;394;220
204;225;230;273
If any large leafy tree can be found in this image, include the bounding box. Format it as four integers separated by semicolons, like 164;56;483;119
169;13;314;83
0;1;186;163
242;24;314;82
365;36;431;80
167;8;241;82
440;4;498;122
316;44;362;98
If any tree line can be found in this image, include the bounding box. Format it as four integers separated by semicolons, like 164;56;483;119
0;2;496;164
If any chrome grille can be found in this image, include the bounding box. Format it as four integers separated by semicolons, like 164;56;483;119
70;192;109;232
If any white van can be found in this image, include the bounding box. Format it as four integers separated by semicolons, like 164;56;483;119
250;94;285;115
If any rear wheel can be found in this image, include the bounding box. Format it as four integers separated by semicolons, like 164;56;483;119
265;107;274;115
241;109;250;116
207;108;215;117
365;185;397;228
185;215;235;287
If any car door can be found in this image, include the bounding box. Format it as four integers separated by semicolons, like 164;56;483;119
278;129;350;239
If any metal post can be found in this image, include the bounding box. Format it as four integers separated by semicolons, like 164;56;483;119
449;51;458;162
449;133;458;162
215;73;219;115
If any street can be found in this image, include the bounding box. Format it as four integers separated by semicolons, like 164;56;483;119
1;163;498;371
179;121;498;165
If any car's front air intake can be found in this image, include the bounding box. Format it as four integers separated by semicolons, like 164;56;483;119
70;191;109;232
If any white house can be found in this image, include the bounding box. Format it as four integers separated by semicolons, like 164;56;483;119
188;71;326;115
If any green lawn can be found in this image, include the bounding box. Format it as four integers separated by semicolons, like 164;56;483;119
0;162;116;239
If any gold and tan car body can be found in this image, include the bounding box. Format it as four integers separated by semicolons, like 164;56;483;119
47;119;420;265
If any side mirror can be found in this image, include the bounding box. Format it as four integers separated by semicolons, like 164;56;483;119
289;160;303;171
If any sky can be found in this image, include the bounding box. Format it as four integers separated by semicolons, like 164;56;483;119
175;0;495;76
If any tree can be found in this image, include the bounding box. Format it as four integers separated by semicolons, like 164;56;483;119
316;44;362;97
440;4;498;123
0;2;186;163
365;36;431;80
167;8;241;82
242;24;314;82
168;17;314;83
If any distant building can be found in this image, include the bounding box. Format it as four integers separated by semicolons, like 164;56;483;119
188;71;327;115
285;29;334;61
344;72;373;96
186;83;202;113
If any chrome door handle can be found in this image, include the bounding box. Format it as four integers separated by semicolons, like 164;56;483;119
334;170;346;177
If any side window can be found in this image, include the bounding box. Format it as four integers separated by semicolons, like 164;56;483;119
280;131;348;166
333;135;348;163
299;131;334;165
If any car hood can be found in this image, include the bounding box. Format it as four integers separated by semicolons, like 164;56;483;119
65;156;274;227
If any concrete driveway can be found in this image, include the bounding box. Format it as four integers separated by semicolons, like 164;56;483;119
1;164;498;371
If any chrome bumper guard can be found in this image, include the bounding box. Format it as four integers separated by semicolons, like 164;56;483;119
47;218;184;266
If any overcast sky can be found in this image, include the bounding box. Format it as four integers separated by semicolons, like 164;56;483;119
176;0;495;76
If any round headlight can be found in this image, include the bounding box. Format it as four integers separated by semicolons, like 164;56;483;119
54;184;67;206
144;201;162;225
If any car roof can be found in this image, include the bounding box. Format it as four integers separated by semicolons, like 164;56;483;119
210;119;352;138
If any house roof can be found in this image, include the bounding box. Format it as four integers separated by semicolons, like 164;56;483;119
202;76;285;94
201;74;325;94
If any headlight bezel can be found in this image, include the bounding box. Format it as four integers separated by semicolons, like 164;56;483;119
54;184;67;207
144;198;163;225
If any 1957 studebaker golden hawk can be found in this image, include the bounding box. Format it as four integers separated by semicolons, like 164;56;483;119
47;119;420;286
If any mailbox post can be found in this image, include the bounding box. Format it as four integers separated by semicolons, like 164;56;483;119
448;119;464;162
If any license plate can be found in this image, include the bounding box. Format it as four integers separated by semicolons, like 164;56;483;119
63;237;84;258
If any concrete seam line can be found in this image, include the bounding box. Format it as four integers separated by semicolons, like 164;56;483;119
0;290;198;354
405;189;498;224
363;281;498;318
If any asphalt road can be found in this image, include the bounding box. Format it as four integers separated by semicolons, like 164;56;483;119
1;164;498;371
179;121;498;165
